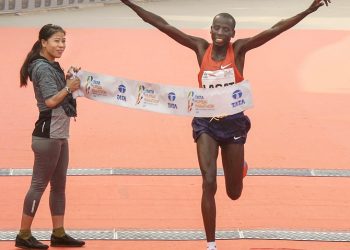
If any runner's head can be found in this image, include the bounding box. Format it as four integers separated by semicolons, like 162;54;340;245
210;13;236;46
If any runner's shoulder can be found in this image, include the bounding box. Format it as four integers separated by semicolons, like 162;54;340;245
192;37;209;53
233;38;250;55
192;36;209;48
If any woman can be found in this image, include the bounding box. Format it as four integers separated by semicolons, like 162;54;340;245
16;24;85;249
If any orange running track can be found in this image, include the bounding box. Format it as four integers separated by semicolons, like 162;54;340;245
0;27;349;250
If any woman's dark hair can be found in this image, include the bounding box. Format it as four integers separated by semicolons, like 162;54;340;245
20;24;66;87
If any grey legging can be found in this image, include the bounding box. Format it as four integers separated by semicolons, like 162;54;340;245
23;136;69;216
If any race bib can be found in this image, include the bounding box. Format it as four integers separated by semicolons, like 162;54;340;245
202;67;236;88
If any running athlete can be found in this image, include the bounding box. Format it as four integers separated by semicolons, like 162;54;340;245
121;1;331;249
16;24;85;249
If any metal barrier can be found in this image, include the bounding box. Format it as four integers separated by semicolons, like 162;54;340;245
0;0;121;13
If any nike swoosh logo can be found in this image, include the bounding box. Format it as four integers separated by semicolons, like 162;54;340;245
234;136;243;140
221;63;232;70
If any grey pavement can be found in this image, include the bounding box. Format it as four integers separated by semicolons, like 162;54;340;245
0;0;349;30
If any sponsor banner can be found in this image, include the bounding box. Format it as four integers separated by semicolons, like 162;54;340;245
74;70;254;117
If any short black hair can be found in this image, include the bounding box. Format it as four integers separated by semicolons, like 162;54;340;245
213;13;236;29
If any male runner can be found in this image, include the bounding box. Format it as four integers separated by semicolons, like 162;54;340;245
121;1;331;249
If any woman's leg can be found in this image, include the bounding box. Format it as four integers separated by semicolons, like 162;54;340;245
16;137;61;249
20;137;62;230
47;139;85;247
49;139;69;230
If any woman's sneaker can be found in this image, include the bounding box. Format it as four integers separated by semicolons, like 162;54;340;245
15;235;49;249
50;234;85;247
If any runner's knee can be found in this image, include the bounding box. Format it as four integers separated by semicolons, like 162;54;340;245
226;184;243;200
202;175;217;195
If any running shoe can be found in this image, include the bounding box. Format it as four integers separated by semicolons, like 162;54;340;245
15;235;49;249
50;234;85;247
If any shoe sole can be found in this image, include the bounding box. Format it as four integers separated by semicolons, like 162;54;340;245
15;244;49;250
50;244;85;247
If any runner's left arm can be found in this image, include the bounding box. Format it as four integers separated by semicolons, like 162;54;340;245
236;0;331;53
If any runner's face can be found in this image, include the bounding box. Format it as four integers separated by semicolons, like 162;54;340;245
41;32;66;61
210;16;235;46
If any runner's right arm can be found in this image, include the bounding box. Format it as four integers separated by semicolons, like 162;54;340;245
121;0;208;57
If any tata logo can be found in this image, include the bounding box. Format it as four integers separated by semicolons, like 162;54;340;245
117;84;127;102
167;92;177;109
118;84;126;94
168;92;176;102
117;95;126;101
232;90;243;99
168;103;178;109
231;99;245;108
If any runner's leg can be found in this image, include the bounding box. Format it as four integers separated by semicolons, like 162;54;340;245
221;143;244;200
196;133;219;242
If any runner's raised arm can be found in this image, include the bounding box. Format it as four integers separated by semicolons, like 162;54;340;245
121;0;208;59
236;0;331;54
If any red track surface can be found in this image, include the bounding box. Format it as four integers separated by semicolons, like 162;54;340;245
0;28;349;250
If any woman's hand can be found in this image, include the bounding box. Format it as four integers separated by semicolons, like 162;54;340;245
66;77;80;93
66;66;81;80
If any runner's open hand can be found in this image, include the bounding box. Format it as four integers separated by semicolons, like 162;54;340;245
308;0;331;13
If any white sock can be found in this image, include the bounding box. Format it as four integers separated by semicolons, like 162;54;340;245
207;241;217;250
